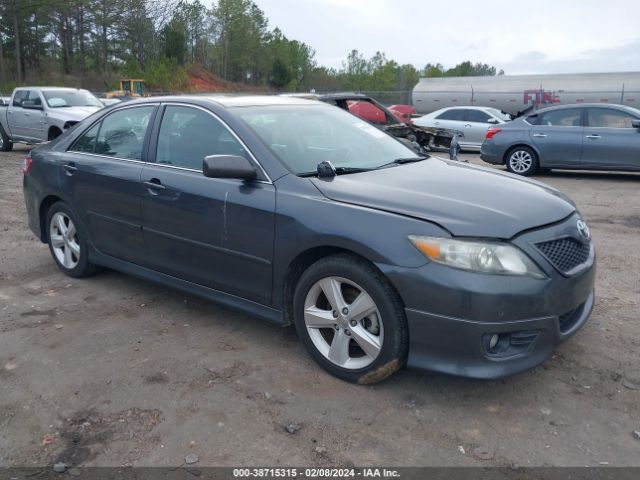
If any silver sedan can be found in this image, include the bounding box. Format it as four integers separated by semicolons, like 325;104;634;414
413;106;511;150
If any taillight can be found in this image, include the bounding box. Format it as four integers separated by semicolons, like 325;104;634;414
486;127;502;140
23;156;33;176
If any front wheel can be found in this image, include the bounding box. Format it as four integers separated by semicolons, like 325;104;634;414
506;146;538;176
46;202;101;278
0;125;13;152
293;254;408;384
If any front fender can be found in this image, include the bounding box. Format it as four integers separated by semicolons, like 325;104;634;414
270;175;449;309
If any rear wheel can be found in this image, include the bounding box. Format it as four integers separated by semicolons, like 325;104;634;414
293;254;408;384
0;125;13;152
506;146;538;176
46;202;101;278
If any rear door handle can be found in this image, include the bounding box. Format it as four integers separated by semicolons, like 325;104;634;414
532;133;547;138
63;163;77;175
143;179;166;191
586;135;601;139
464;123;472;127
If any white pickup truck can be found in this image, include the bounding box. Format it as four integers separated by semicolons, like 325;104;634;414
0;87;104;151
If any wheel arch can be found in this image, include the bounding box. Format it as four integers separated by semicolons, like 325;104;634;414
281;246;403;327
48;125;63;140
38;195;64;242
503;143;540;165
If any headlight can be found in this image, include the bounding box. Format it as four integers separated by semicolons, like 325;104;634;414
408;235;545;278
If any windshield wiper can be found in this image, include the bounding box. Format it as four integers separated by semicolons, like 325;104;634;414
376;156;429;169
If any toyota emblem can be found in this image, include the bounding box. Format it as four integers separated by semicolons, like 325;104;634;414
577;219;590;240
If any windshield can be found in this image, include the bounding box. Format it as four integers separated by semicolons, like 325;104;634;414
236;105;420;174
43;90;103;108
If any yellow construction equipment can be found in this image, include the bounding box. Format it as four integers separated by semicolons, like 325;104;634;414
106;79;146;98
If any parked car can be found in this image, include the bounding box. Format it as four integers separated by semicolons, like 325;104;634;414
0;96;11;106
0;87;104;151
318;93;456;151
388;104;417;124
481;103;640;176
23;96;595;383
414;106;511;150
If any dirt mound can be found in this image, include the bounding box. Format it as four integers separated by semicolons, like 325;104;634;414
187;64;270;93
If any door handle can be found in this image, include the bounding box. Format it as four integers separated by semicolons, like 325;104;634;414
24;113;30;117
63;163;77;175
532;133;547;138
464;124;472;127
586;135;601;140
143;179;166;191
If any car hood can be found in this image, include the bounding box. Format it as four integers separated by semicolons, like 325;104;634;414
47;106;101;121
310;157;575;238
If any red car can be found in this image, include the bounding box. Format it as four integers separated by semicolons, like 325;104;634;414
389;104;417;124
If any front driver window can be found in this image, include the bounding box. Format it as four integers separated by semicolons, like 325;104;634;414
156;106;248;171
95;107;154;160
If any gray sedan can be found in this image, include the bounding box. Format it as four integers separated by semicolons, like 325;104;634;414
23;96;595;383
481;103;640;176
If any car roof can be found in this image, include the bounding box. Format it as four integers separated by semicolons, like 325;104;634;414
531;103;640;115
15;87;89;92
109;94;325;108
317;92;370;101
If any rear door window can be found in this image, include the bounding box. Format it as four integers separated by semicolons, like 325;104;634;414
436;109;465;121
70;123;101;153
465;109;491;123
95;106;154;160
587;108;636;128
538;108;583;127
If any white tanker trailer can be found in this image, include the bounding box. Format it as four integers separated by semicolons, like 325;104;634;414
412;72;640;116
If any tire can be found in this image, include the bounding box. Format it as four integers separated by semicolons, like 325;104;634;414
293;253;408;384
505;146;538;176
0;124;13;152
48;127;62;141
45;201;101;278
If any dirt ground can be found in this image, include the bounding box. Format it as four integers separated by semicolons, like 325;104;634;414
0;145;639;468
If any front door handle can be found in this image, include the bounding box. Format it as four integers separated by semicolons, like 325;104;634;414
63;163;77;175
532;133;547;138
143;179;166;191
586;134;601;140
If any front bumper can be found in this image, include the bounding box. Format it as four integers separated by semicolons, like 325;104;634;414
404;290;593;378
381;212;596;379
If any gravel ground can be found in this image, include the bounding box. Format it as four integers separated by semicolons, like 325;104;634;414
0;145;639;468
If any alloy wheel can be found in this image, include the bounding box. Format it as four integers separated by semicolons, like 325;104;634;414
509;150;533;174
303;276;384;370
50;212;80;269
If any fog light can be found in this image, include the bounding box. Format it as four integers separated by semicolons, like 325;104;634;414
488;334;499;350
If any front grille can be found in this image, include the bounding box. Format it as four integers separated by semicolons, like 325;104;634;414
535;238;590;273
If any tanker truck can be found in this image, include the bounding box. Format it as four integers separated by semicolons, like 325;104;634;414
412;71;640;116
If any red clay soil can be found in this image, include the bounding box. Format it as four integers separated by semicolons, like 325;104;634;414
186;64;271;93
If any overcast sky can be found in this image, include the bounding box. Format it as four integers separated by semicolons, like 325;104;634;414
252;0;640;74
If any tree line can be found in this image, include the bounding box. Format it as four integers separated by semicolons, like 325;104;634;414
0;0;502;94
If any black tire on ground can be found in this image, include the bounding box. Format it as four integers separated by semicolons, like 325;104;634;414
45;201;102;278
48;127;62;141
293;253;408;384
0;124;13;152
505;146;539;176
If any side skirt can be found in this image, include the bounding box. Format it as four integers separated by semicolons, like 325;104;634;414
89;249;284;326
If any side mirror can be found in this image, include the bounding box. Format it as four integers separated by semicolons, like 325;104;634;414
203;154;257;181
487;118;499;124
632;119;640;129
22;101;43;110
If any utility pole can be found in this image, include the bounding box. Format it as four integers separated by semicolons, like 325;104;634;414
13;0;22;82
